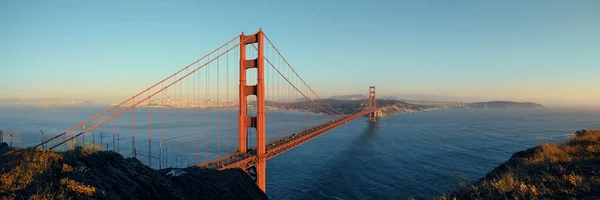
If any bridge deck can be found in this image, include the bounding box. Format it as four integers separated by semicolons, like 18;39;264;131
197;110;373;170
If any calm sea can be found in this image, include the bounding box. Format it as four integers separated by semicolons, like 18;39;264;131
1;105;598;199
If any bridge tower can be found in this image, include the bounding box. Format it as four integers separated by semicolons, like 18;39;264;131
238;29;267;191
368;86;378;123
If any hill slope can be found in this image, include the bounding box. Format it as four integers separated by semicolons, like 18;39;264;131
0;145;268;200
442;129;600;199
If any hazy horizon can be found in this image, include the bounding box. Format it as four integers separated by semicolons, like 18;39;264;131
1;1;598;106
1;94;598;108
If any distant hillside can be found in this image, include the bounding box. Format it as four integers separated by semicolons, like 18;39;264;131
327;99;430;116
0;98;84;105
380;96;399;100
468;101;544;109
0;98;65;105
327;94;367;101
375;99;432;117
266;99;430;116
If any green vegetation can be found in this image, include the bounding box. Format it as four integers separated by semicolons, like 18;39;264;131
440;129;600;200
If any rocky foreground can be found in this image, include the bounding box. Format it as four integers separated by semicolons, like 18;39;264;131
440;129;600;199
0;144;268;200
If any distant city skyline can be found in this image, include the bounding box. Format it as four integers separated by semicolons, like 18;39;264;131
1;1;598;106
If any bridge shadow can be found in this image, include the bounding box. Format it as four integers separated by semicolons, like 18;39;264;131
296;122;382;200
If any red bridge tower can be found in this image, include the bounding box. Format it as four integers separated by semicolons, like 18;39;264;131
368;86;378;123
239;30;267;191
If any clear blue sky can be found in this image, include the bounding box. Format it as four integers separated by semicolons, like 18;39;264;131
1;0;599;105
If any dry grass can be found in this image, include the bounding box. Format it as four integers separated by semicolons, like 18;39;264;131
525;143;574;164
0;149;62;193
440;129;600;200
0;145;103;200
59;178;97;197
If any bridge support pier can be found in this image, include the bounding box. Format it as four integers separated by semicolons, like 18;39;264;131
239;29;266;192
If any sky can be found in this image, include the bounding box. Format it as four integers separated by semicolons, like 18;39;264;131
1;0;599;106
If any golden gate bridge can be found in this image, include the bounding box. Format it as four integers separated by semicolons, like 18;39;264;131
33;29;379;192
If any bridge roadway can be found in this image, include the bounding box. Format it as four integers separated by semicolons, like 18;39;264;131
197;109;375;170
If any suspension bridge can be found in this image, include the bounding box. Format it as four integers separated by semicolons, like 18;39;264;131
32;29;379;192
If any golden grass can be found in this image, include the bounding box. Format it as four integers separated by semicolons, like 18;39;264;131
440;129;600;200
525;143;573;164
0;149;62;193
525;130;600;165
0;144;103;199
60;178;97;197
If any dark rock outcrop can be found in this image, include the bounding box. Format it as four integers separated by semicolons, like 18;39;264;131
0;146;268;200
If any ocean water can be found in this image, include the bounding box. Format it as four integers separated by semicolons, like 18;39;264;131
1;105;598;199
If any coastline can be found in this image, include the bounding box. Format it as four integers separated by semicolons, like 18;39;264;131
440;129;600;199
